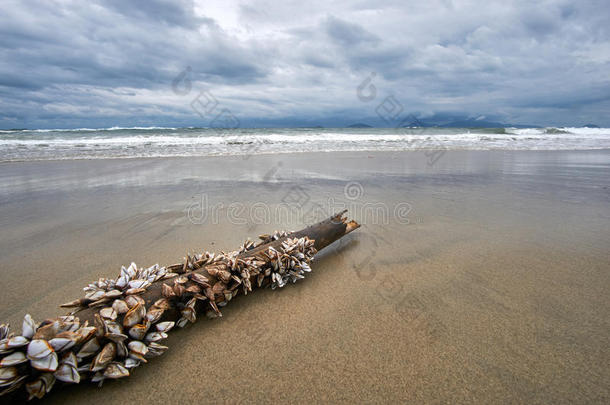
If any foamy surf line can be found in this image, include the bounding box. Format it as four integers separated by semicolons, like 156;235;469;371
1;127;609;162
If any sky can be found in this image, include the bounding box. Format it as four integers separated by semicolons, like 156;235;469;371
0;0;609;129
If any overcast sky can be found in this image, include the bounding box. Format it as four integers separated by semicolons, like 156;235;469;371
1;0;609;129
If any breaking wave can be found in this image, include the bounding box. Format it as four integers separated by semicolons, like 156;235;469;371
1;127;609;162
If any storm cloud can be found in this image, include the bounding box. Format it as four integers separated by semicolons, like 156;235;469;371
0;0;609;128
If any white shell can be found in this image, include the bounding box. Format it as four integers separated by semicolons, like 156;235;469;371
145;332;167;342
115;275;129;289
128;325;148;340
128;279;150;289
126;262;138;278
75;326;96;342
155;321;175;333
181;307;196;323
76;338;100;358
49;337;76;352
127;340;148;356
2;336;29;349
90;342;116;372
145;307;164;324
104;290;122;299
27;339;54;360
103;362;129;379
124;358;140;368
61;352;78;367
104;321;123;336
0;351;27;367
123;303;145;328
0;366;18;380
64;321;80;332
54;363;80;383
22;314;37;339
145;342;168;357
30;352;59;372
112;299;130;314
100;307;117;320
0;325;9;341
84;290;105;301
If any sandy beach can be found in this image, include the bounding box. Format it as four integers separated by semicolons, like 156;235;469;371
1;150;609;403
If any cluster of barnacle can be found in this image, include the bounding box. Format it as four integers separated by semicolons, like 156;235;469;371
265;237;316;289
0;306;174;399
0;313;161;400
0;233;316;400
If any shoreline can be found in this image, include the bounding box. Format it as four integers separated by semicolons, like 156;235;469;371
2;147;610;165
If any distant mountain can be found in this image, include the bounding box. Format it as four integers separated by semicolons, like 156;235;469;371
398;116;540;129
441;119;508;128
400;120;434;128
399;119;508;128
347;123;373;128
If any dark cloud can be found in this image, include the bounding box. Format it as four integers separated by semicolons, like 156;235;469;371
102;0;207;28
324;16;379;46
0;0;609;128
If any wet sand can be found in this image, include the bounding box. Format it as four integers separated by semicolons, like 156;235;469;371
1;150;609;403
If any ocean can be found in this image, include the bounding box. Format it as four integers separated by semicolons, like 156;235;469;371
1;126;609;162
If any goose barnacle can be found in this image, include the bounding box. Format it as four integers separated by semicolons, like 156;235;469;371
90;342;116;372
103;362;129;379
0;352;27;367
21;314;36;339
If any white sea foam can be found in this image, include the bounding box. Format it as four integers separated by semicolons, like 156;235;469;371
1;127;609;162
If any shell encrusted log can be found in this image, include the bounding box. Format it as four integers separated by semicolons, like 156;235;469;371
0;211;360;400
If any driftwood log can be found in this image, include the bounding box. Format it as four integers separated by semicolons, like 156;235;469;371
0;211;360;401
73;210;360;325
